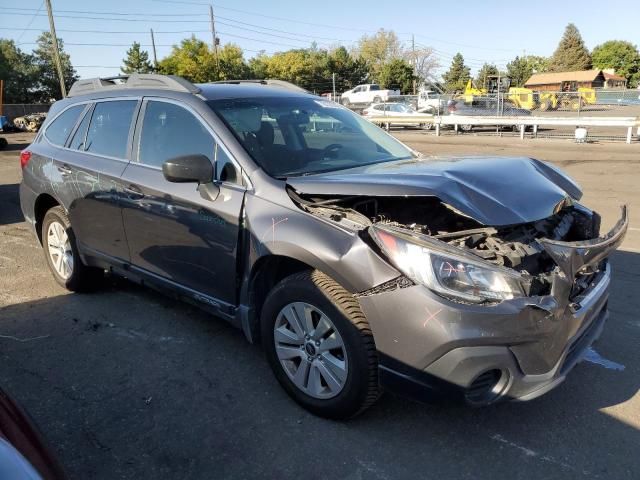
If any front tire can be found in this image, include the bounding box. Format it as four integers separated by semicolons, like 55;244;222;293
261;270;380;419
42;206;103;292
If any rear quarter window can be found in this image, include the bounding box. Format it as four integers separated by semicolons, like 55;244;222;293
44;105;85;146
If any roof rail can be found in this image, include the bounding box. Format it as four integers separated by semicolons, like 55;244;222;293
211;79;308;93
67;74;201;97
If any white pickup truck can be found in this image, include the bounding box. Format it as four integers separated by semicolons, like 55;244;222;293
340;84;400;106
417;88;446;113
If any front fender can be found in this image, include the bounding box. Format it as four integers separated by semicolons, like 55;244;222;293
244;194;399;294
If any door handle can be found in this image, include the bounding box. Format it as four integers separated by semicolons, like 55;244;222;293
57;164;72;176
123;184;144;199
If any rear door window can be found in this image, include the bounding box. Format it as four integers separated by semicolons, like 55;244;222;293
44;105;84;146
85;100;137;159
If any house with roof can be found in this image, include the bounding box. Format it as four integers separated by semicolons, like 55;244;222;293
524;70;606;92
602;69;627;89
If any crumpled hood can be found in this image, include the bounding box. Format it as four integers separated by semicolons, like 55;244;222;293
287;156;582;226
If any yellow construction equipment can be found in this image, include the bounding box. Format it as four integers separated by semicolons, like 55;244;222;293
460;76;597;111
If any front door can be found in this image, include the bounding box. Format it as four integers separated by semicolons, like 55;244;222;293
120;99;245;305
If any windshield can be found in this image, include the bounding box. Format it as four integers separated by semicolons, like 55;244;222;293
208;96;415;177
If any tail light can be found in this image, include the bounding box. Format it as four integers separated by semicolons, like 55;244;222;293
20;150;32;169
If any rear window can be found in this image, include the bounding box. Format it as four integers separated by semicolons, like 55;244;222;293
44;105;85;146
85;100;137;159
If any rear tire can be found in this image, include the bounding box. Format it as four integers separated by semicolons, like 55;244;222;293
42;206;103;292
341;97;351;107
373;96;382;103
261;270;380;419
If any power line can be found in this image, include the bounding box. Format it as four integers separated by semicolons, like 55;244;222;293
14;1;44;43
215;15;348;42
2;12;210;22
1;11;340;48
151;0;378;33
1;6;207;17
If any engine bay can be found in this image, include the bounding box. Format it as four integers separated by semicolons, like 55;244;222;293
290;191;603;296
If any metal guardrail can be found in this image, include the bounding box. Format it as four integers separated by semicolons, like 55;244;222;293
365;114;640;144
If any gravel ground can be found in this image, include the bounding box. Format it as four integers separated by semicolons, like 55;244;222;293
1;131;639;480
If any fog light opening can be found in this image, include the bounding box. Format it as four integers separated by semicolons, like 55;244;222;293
465;369;508;406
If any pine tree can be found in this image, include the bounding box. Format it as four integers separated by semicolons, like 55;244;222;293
442;53;470;93
506;56;532;87
549;24;592;72
121;42;153;74
32;32;77;101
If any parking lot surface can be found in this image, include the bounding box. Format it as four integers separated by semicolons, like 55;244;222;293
1;132;639;479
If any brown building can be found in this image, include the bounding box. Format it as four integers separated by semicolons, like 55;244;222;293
602;69;627;89
524;70;606;91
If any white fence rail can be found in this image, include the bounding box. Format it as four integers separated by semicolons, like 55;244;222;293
365;114;640;144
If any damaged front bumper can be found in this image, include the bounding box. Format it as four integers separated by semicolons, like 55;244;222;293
358;207;628;405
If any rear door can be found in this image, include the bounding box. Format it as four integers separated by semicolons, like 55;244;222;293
65;99;139;262
120;98;246;305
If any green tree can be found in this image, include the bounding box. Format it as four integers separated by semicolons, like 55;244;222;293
442;53;470;92
326;46;369;91
0;39;37;103
475;63;499;88
249;48;328;91
248;52;269;79
354;29;403;78
526;55;550;74
218;43;250;80
32;32;77;101
592;40;640;87
506;56;532;87
158;36;217;82
121;42;153;74
378;59;414;94
549;23;591;72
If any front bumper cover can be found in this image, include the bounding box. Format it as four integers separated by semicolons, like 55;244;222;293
359;207;627;404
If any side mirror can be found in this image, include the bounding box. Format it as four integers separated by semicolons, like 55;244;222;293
162;154;213;184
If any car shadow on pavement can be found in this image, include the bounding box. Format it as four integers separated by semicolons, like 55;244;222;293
0;184;24;225
0;250;638;479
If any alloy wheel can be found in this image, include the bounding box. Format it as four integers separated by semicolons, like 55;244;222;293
273;302;348;399
47;221;73;280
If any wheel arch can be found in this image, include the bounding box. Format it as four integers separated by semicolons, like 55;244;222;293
34;193;62;244
241;254;322;344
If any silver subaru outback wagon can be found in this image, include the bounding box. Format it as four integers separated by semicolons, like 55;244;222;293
19;74;628;419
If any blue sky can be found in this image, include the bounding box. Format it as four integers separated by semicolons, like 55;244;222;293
1;0;638;80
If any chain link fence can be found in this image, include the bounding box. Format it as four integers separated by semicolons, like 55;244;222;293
332;88;640;141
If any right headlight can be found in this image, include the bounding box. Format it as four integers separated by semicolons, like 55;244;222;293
370;226;525;304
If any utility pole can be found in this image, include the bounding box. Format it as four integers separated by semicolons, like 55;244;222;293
209;5;220;73
332;73;336;102
44;0;67;98
150;29;158;71
0;79;4;117
412;34;416;95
